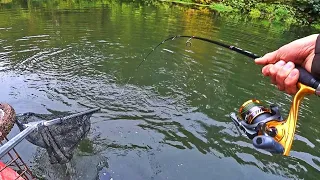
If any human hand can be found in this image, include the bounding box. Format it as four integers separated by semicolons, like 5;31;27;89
254;34;319;95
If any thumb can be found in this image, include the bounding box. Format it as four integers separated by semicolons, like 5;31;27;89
255;50;279;65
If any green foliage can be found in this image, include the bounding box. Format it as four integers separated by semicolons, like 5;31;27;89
162;0;320;26
249;8;261;18
210;3;233;12
216;1;302;25
194;0;214;5
291;0;320;22
276;6;297;23
219;0;320;23
275;6;289;20
312;23;320;30
182;0;194;3
159;0;320;26
221;0;246;11
2;0;316;27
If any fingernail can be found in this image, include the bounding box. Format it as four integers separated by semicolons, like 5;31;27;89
255;58;262;63
284;62;293;70
289;70;298;77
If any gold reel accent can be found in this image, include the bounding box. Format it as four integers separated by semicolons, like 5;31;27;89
265;83;315;156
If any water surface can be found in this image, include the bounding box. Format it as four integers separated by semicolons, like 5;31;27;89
0;1;319;179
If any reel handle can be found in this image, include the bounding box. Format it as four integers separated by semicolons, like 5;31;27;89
252;136;284;154
296;65;320;92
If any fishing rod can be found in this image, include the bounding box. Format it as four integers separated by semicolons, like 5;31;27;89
142;35;320;156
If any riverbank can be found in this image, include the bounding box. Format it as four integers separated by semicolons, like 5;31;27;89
1;0;319;29
159;0;320;29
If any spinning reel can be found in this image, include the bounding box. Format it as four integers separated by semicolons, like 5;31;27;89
230;80;317;156
230;99;285;154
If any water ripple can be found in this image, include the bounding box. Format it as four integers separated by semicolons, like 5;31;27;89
0;3;319;180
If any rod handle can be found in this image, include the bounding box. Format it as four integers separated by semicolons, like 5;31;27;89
296;65;320;90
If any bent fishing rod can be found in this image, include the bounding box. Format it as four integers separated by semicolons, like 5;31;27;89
141;35;320;156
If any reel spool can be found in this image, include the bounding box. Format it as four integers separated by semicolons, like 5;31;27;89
239;99;275;125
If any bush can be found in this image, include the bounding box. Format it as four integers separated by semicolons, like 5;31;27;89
292;0;320;22
249;8;261;18
174;0;320;25
210;3;233;12
222;0;264;12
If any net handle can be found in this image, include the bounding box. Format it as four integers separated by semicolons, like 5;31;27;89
0;122;42;158
0;107;100;158
44;107;100;126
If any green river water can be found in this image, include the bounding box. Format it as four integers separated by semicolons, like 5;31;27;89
1;0;320;179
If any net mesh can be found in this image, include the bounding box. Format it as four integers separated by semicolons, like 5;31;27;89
15;110;96;164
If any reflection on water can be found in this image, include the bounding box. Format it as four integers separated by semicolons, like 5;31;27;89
0;0;320;179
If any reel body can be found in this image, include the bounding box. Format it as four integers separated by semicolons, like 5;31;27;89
230;83;316;155
230;99;285;154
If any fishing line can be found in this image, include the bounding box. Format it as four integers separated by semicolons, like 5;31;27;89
120;35;259;98
140;35;260;70
116;35;262;117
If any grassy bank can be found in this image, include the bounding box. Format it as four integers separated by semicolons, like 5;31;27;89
160;0;320;28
